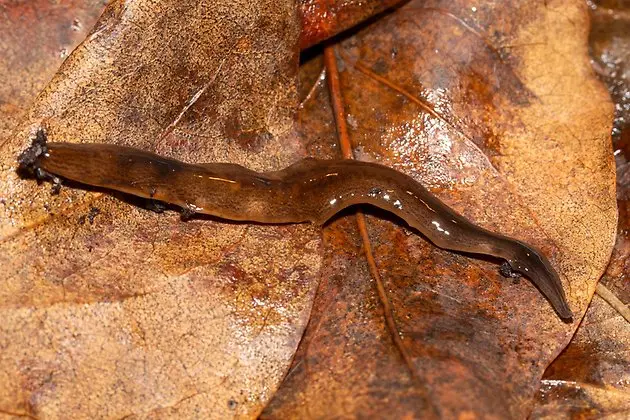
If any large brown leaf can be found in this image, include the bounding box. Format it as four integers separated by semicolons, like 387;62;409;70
263;0;616;418
531;1;630;416
0;1;322;418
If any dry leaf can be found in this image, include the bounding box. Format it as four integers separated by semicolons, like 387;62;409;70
531;296;630;419
0;1;321;418
530;2;630;417
0;0;107;143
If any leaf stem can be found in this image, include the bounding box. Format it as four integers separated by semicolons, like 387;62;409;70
323;44;421;383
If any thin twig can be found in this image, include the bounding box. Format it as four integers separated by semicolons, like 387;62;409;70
299;67;326;109
596;283;630;323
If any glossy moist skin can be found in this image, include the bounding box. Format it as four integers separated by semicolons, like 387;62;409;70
17;130;573;320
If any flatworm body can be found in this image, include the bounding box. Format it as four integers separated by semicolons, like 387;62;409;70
18;130;573;320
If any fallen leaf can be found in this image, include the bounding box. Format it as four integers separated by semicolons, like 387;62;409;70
0;0;106;144
531;296;630;419
299;0;405;49
0;1;322;418
263;0;616;418
531;2;630;416
588;0;630;308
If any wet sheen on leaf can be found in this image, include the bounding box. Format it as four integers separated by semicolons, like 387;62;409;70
263;0;616;418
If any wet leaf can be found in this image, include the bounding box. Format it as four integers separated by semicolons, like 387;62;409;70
299;0;405;49
263;0;616;418
589;0;630;308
